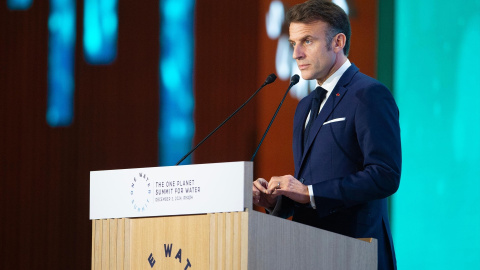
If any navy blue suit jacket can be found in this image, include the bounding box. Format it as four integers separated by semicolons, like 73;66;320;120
274;64;401;270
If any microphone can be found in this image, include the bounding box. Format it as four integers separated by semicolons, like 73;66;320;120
251;74;300;161
176;73;277;165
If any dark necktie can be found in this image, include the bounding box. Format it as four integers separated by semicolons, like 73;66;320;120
303;87;327;149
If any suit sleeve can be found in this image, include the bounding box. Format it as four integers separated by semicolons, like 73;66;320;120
311;83;402;218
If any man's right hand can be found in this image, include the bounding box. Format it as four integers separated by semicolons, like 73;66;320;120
252;178;277;209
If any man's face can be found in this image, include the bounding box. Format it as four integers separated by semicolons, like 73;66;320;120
289;21;336;84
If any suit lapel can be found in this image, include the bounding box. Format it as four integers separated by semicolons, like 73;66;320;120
298;64;359;172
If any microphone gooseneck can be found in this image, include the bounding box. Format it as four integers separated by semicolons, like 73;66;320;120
251;74;300;162
176;73;277;165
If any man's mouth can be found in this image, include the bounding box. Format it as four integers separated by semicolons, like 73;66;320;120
298;64;309;70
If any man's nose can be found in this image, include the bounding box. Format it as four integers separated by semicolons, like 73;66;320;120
293;45;304;60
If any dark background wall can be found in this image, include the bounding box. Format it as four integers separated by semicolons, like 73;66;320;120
0;1;376;268
1;2;158;269
193;0;259;164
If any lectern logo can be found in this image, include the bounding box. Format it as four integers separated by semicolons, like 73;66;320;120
130;172;152;212
147;244;192;269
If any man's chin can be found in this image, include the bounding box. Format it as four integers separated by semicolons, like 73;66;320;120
299;72;314;81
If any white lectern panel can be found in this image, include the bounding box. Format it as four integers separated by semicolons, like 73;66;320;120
90;161;252;219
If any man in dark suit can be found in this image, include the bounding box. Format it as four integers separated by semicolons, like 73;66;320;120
252;1;401;269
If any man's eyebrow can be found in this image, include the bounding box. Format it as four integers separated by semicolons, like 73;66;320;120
289;35;315;43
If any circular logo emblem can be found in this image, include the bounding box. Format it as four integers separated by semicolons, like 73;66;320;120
130;172;152;212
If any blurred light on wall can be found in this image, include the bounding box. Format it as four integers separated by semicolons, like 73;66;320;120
265;1;284;40
393;0;480;268
47;0;76;126
7;0;32;10
332;0;349;15
83;0;118;64
159;0;195;165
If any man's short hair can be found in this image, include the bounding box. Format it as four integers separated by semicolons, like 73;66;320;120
286;0;351;56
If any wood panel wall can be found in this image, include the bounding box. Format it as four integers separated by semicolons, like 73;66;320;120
193;1;259;164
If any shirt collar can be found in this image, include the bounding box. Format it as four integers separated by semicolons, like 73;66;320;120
317;59;351;93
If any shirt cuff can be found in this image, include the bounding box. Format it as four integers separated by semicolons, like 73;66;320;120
308;185;316;209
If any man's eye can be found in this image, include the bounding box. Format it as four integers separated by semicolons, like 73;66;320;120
305;40;312;44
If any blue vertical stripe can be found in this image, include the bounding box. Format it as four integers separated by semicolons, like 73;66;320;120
159;0;195;165
7;0;33;10
83;0;118;64
47;0;76;126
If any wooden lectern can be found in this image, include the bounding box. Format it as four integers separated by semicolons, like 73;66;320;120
90;162;377;269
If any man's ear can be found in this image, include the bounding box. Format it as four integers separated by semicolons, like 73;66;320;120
332;33;346;54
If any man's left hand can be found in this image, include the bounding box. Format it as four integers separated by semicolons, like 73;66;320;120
266;175;310;204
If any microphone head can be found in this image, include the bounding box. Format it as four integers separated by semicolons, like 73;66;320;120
265;73;277;85
290;74;300;85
